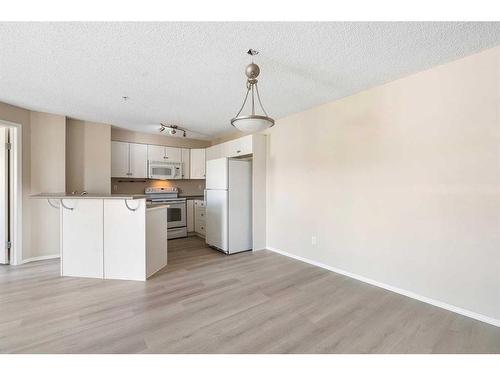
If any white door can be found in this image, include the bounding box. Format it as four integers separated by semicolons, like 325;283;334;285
205;189;228;251
165;147;182;162
129;143;148;178
0;128;8;264
206;158;228;189
190;148;206;179
111;141;130;177
147;144;165;161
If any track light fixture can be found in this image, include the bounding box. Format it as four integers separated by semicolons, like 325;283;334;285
159;123;189;138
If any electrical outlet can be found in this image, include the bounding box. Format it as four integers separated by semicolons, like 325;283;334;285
113;185;118;192
311;236;317;246
198;185;202;190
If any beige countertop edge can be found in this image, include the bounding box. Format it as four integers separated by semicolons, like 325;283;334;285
30;194;147;200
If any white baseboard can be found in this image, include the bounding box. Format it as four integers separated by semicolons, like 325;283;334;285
266;246;500;328
22;254;60;264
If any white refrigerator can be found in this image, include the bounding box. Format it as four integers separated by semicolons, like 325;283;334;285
205;158;252;254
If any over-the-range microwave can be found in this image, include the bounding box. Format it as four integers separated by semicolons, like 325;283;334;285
148;160;183;180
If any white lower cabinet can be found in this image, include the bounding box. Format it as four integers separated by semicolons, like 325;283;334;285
103;199;146;281
194;200;206;237
61;199;104;278
186;200;194;232
60;198;167;281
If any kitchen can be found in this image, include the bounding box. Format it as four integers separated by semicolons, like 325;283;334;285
31;125;267;281
110;128;266;249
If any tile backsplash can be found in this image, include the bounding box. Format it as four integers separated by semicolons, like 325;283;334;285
111;178;205;196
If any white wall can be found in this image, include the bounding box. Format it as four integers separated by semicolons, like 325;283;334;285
266;46;500;321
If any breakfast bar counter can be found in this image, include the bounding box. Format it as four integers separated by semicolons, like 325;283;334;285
31;194;167;281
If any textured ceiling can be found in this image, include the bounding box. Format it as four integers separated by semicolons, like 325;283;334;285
1;22;500;139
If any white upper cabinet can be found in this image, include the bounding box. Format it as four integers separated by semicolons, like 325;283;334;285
181;148;190;179
147;145;182;163
147;144;165;161
206;143;224;161
206;135;254;161
111;141;148;178
224;135;252;158
190;148;206;179
111;141;130;178
165;147;182;163
129;143;148;178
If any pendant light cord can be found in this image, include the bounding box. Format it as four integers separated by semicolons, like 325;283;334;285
255;83;269;117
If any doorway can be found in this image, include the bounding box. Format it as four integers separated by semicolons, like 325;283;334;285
0;120;22;265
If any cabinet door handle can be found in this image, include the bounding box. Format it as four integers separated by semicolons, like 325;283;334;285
124;200;139;212
47;199;60;209
60;199;74;211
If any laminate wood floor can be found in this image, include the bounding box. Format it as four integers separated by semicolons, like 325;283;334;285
1;237;499;353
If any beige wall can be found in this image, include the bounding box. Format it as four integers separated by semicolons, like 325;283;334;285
66;119;111;194
210;130;245;146
266;46;500;321
0;104;66;261
29;111;66;259
111;127;211;148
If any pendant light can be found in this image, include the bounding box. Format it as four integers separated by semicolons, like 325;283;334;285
230;49;275;132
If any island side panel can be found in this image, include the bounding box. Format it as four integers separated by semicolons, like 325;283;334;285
103;199;146;281
146;206;168;278
61;199;104;278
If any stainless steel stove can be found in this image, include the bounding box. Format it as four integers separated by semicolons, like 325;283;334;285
145;187;187;239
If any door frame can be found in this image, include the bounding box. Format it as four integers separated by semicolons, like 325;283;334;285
0;119;22;265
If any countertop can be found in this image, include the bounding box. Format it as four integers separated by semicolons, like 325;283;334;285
31;193;147;200
179;195;205;200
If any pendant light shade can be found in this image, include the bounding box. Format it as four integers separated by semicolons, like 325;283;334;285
231;50;275;132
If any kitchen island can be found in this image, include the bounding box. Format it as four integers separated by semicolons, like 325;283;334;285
31;194;168;281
